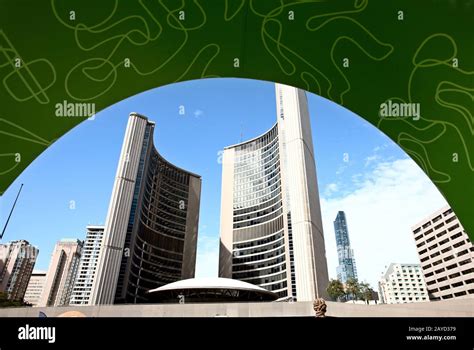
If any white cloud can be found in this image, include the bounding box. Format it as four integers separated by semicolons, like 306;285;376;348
372;143;389;153
195;233;219;277
365;143;392;167
194;109;204;118
324;183;339;197
364;154;379;167
351;173;363;186
321;157;448;288
335;164;348;175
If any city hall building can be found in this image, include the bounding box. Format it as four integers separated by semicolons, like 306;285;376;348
91;113;201;304
219;83;329;301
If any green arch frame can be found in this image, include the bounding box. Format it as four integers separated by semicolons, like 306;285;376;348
0;0;472;238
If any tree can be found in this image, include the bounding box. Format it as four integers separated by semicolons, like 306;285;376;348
345;277;361;301
0;292;31;308
359;282;375;302
326;279;345;302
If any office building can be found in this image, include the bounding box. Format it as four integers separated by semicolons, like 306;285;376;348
23;270;47;306
70;226;104;305
334;211;357;283
219;83;329;301
0;240;38;300
412;206;474;300
378;263;429;304
91;113;201;305
38;239;83;307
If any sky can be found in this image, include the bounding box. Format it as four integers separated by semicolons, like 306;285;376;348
0;78;448;288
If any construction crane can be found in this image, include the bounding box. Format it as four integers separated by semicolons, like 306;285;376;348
0;183;23;240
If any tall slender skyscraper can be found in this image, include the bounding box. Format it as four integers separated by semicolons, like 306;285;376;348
219;83;329;301
38;239;83;307
91;113;201;305
0;240;38;300
333;211;357;283
70;226;104;305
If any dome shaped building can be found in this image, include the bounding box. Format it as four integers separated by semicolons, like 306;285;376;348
147;277;278;303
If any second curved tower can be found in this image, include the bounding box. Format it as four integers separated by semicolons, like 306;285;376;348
219;83;329;301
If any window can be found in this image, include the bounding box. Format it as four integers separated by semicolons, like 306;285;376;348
436;230;447;238
438;238;449;246
414;233;424;241
452;282;463;288
417;241;426;248
449;272;460;279
443;208;453;216
450;230;462;238
445;216;456;224
457;249;469;257
441;246;452;254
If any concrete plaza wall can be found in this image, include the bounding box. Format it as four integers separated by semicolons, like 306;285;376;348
0;298;473;317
